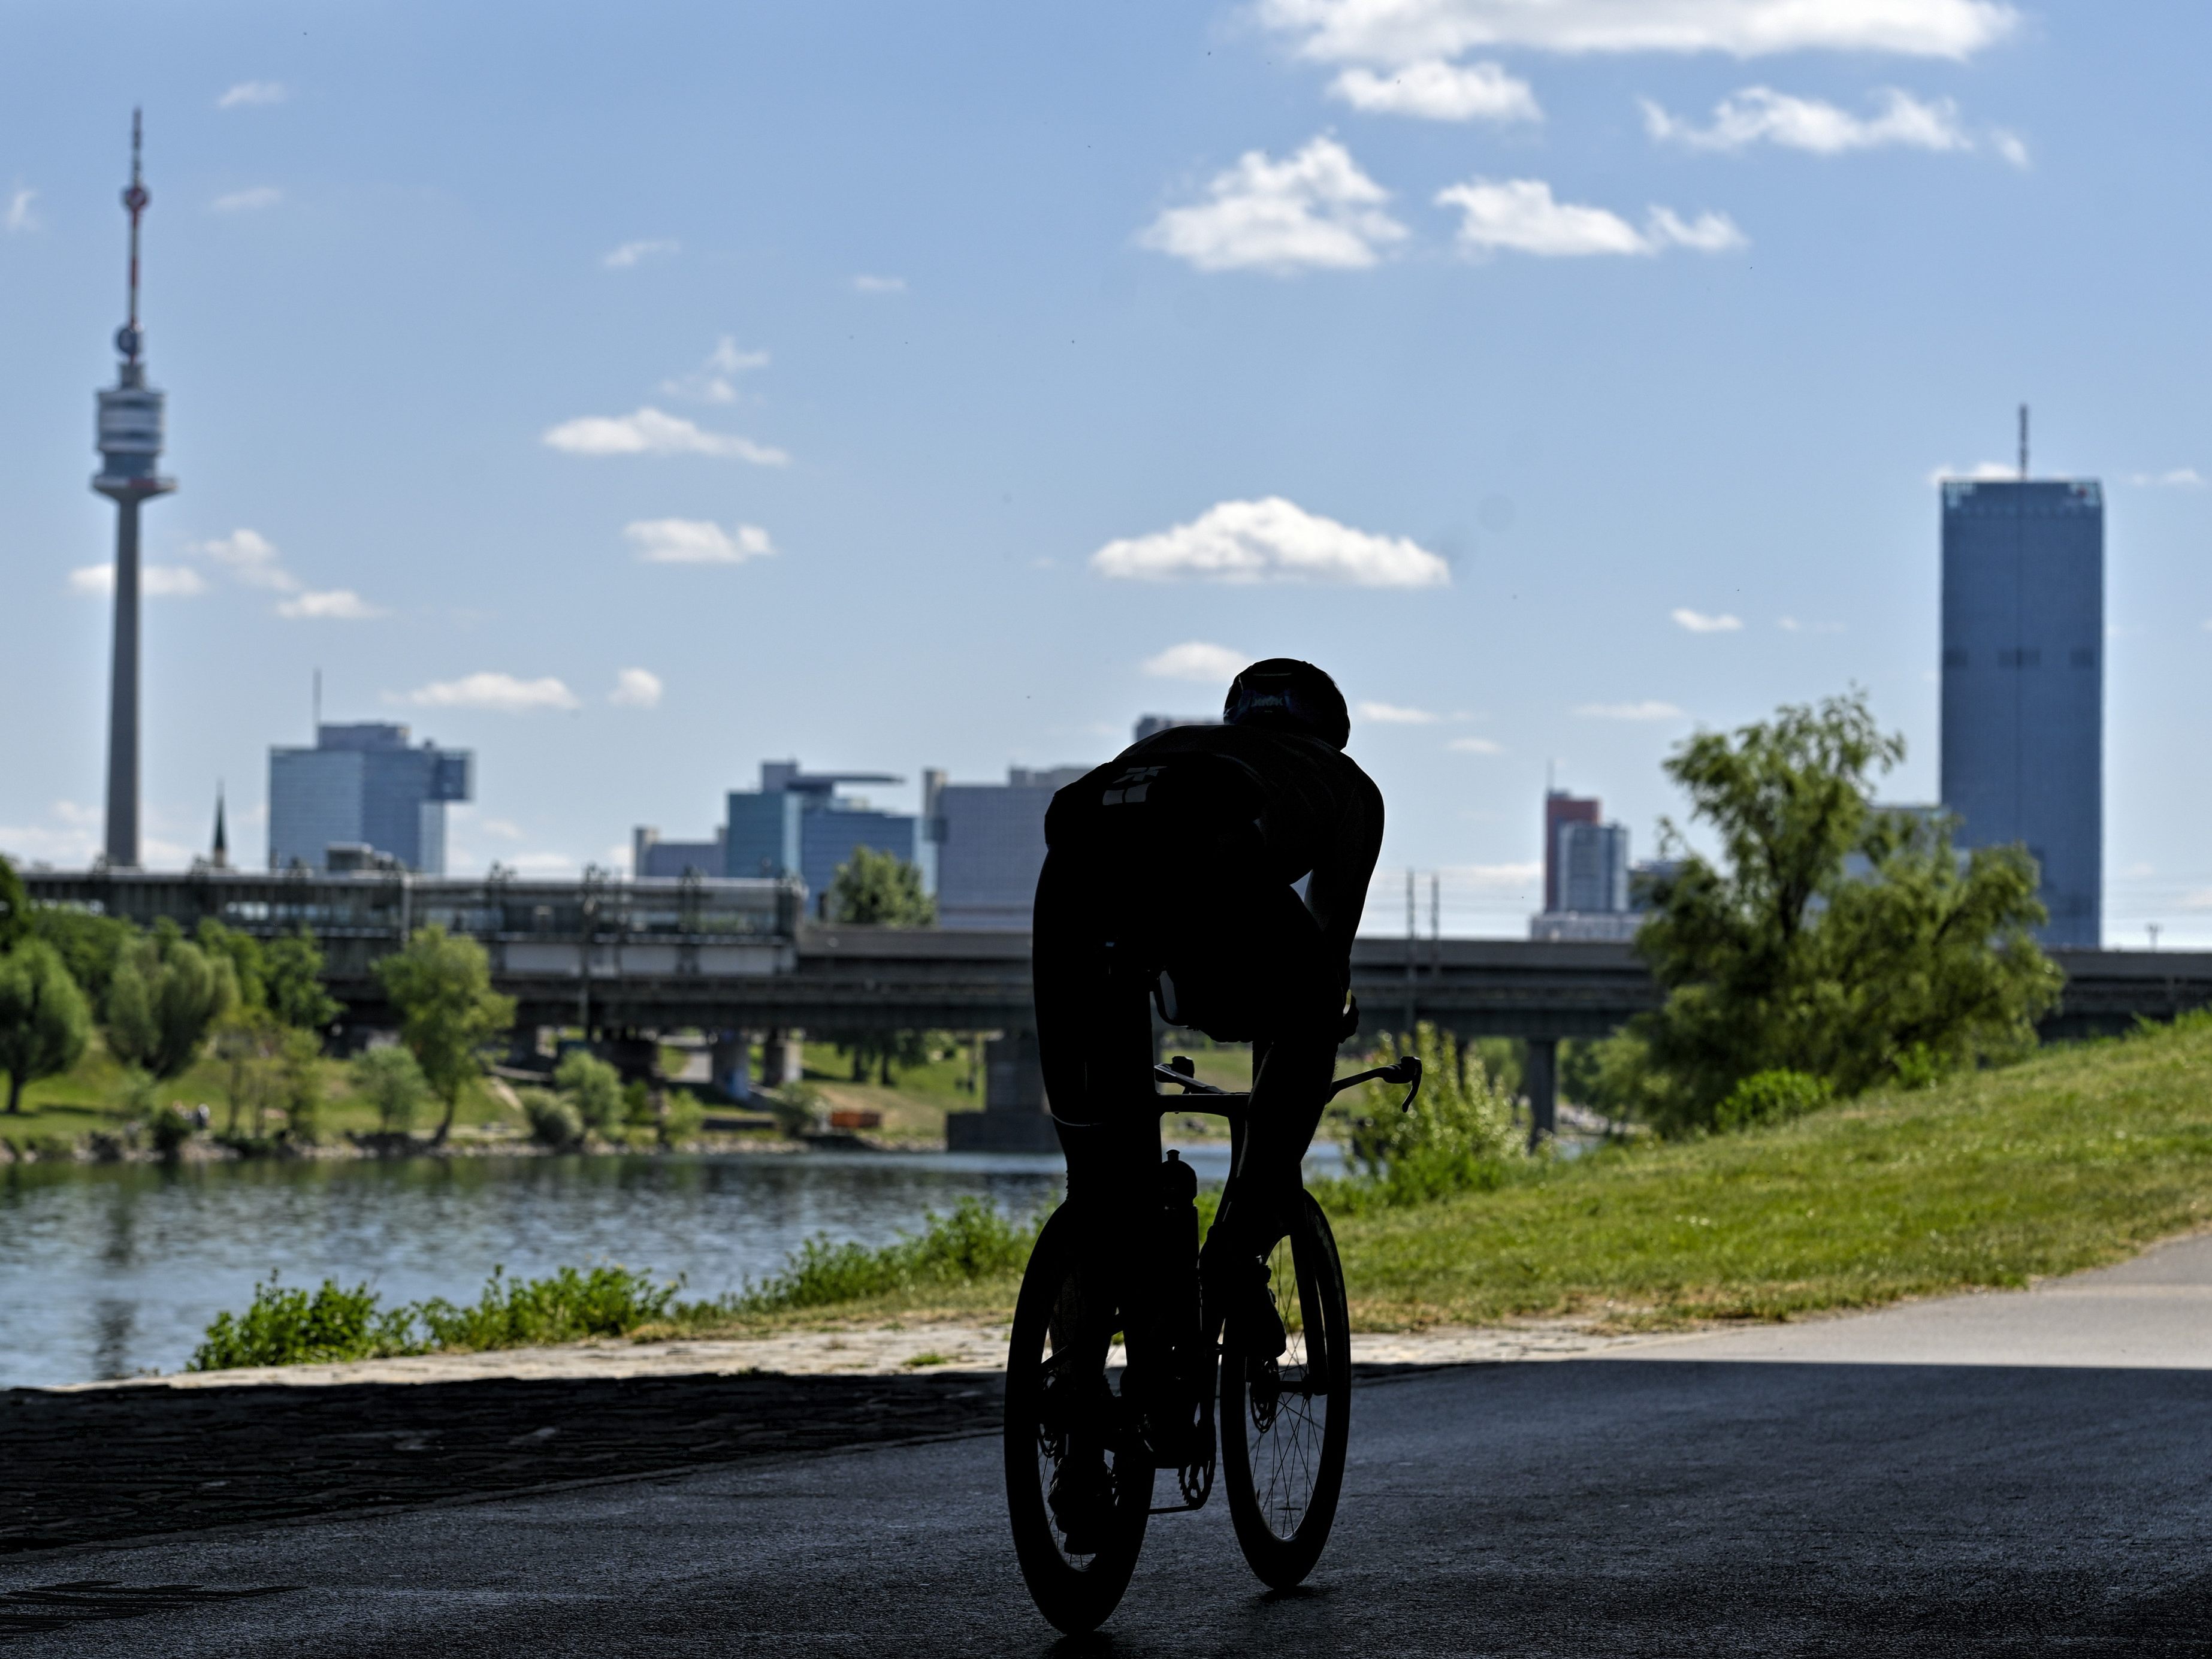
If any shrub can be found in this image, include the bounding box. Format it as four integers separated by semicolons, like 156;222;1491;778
144;1104;197;1159
191;1277;421;1370
738;1197;1036;1312
554;1050;624;1135
415;1264;679;1351
659;1087;705;1147
353;1045;430;1132
1714;1068;1832;1133
520;1087;584;1149
1341;1022;1525;1204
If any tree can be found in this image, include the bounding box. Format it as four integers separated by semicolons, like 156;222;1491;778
31;906;135;1006
1630;691;2059;1132
373;925;515;1145
353;1045;431;1134
835;1028;931;1086
103;919;236;1080
554;1049;624;1137
826;847;936;927
265;928;342;1032
0;855;26;954
0;941;91;1114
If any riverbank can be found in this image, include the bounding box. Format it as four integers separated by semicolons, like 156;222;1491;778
637;1010;2212;1339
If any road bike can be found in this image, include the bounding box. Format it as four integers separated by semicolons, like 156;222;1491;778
1002;1050;1422;1634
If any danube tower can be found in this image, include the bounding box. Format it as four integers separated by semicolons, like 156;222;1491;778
93;110;177;869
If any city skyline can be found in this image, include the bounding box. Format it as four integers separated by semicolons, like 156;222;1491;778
3;2;2208;941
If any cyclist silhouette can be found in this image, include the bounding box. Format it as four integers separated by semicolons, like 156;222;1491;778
1032;658;1383;1547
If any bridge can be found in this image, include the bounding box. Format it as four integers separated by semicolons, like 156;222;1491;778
28;868;2212;1146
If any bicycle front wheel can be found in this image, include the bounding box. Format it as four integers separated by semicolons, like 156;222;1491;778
1004;1205;1152;1634
1220;1190;1352;1590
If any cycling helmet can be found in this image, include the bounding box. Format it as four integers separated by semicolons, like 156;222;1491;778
1223;658;1350;751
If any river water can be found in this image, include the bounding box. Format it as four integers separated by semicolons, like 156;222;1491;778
0;1143;1344;1389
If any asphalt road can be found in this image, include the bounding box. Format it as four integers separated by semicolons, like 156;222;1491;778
5;1239;2210;1657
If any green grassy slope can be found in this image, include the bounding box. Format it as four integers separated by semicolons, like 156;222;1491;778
1337;1014;2212;1329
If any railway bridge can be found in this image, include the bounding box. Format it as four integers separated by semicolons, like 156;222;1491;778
27;868;2212;1148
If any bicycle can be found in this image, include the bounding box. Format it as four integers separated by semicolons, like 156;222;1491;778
1002;1048;1423;1634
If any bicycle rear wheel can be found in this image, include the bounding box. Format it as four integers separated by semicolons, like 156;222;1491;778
1004;1205;1152;1634
1220;1190;1352;1590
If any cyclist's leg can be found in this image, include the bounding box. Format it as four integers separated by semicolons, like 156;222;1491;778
1193;882;1337;1331
1032;849;1177;1447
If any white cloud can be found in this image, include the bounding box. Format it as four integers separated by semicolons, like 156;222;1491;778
1990;129;2030;169
1448;735;1506;754
69;563;206;598
1778;616;1845;633
1093;497;1449;587
624;518;776;564
602;238;679;270
192;528;295;590
1672;607;1743;633
2127;468;2205;488
1328;59;1540;122
851;274;906;294
217;80;288;108
660;336;769;403
0;802;99;866
609;667;663;709
541;407;789;466
1140;136;1409;274
277;588;383;620
1575;699;1687;720
1142;642;1249;684
1436;177;1744;256
1928;460;2020;484
2183;888;2212;912
213;186;282;213
481;818;525;841
403;672;581;714
6;186;38;233
1641;87;2000;159
508;851;581;875
1358;700;1440;723
1259;0;2018;63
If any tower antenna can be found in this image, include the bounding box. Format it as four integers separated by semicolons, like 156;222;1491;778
2018;403;2029;481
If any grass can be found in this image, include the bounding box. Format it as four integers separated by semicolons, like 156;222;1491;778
1;1036;530;1156
685;1013;2212;1340
1329;1014;2212;1330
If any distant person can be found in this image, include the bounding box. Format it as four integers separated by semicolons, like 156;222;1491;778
1031;658;1382;1528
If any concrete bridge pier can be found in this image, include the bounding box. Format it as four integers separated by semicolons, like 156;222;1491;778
760;1029;805;1088
709;1030;751;1101
946;1029;1060;1153
1524;1037;1558;1150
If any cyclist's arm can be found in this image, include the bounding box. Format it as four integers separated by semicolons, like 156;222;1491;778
1302;773;1385;984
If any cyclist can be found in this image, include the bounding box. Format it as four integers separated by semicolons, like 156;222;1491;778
1032;658;1383;1545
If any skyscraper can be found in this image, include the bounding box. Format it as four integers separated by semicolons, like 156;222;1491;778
268;724;473;874
94;113;176;869
1939;474;2104;947
1542;790;1600;912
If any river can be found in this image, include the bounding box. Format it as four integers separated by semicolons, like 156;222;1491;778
0;1143;1344;1389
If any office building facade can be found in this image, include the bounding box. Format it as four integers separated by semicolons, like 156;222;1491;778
1939;478;2104;947
1557;819;1631;914
268;724;472;874
721;761;930;911
929;764;1089;930
1542;791;1601;912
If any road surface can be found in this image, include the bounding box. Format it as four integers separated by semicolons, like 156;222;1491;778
3;1237;2208;1654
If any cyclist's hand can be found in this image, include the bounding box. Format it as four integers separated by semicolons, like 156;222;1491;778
1336;994;1359;1042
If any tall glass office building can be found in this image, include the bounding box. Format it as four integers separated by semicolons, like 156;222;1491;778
268;723;473;874
1939;478;2104;947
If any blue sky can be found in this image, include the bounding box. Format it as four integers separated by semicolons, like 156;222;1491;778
3;0;2208;941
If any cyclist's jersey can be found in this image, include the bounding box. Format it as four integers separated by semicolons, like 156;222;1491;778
1044;724;1385;972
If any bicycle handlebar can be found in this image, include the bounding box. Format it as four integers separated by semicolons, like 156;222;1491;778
1153;1054;1424;1113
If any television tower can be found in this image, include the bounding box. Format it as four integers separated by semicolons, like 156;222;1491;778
93;110;177;869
